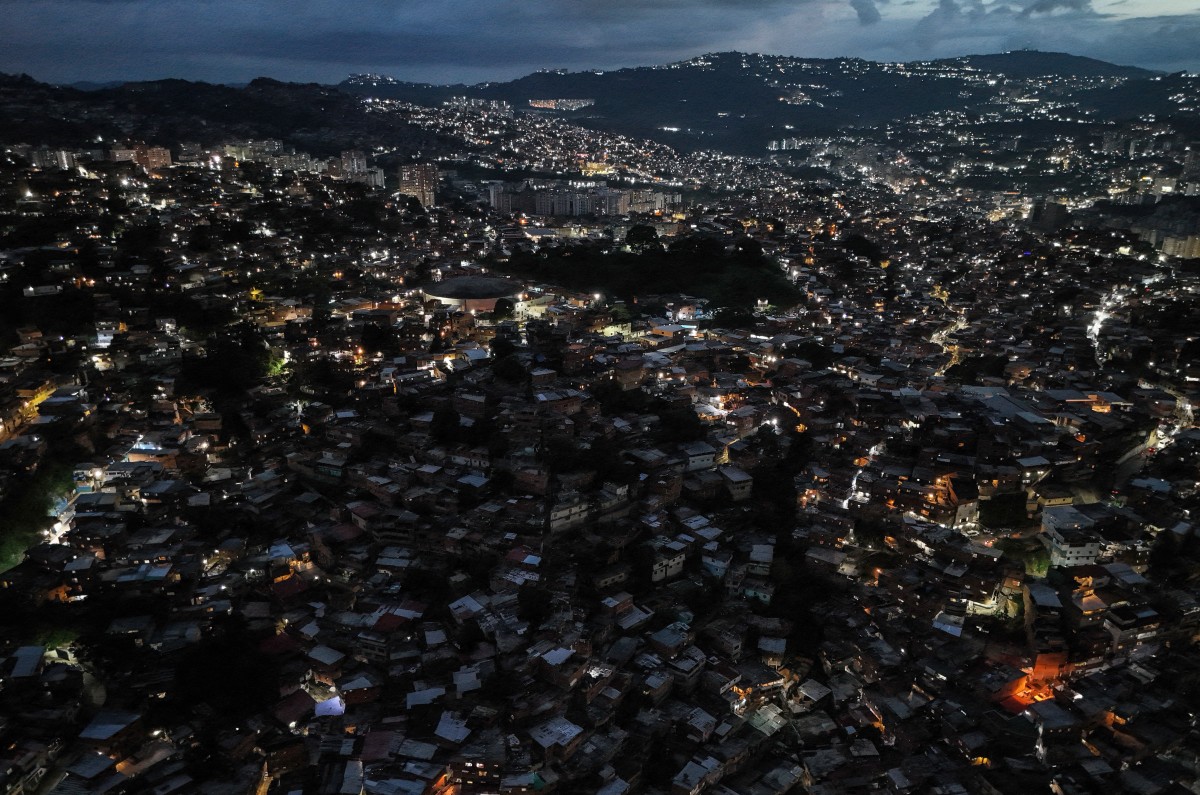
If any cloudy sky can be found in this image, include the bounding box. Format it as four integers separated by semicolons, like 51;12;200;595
2;0;1198;85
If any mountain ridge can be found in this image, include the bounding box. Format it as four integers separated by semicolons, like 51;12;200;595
944;50;1156;80
337;49;1180;154
0;49;1190;158
341;49;1159;92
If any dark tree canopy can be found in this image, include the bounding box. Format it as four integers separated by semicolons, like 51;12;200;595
495;235;799;309
625;224;660;252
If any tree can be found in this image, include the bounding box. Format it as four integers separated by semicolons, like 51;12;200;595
751;458;798;533
994;537;1050;577
518;586;554;629
852;517;886;549
361;322;398;355
946;355;1008;383
784;429;814;469
171;616;278;720
179;325;273;395
625;224;660;253
493;353;526;383
431;405;461;444
492;297;515;321
840;233;883;264
668;235;724;260
488;331;514;357
734;236;764;264
702;306;758;330
655;406;705;443
979;493;1029;529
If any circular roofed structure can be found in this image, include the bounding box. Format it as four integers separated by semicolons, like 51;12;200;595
423;275;523;312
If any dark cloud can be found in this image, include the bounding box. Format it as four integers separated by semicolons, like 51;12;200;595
0;0;838;83
850;0;883;24
902;0;1198;72
0;0;1193;85
1019;0;1093;17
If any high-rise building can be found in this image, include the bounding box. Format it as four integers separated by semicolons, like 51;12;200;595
30;149;75;170
132;144;172;172
1028;198;1069;232
339;150;368;176
1183;144;1200;180
397;163;438;208
362;168;386;189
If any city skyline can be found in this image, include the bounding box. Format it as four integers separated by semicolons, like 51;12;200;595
1;0;1198;86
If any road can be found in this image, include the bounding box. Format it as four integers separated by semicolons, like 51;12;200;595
931;314;968;376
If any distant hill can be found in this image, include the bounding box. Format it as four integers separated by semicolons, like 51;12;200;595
0;73;450;156
1;48;1193;160
67;80;128;91
339;50;1187;155
943;51;1158;80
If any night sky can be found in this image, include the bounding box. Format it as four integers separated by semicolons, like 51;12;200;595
2;0;1198;86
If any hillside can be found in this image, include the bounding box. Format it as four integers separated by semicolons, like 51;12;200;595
340;50;1188;155
1;49;1193;161
944;51;1157;80
0;73;449;156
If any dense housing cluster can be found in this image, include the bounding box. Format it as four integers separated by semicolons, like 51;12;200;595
0;53;1199;795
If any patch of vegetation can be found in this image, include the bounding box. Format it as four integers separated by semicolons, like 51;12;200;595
494;235;801;309
0;460;74;571
995;536;1051;578
946;354;1009;383
179;323;280;395
171;616;279;720
979;492;1032;530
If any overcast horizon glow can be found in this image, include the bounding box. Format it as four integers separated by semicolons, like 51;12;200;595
2;0;1197;85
